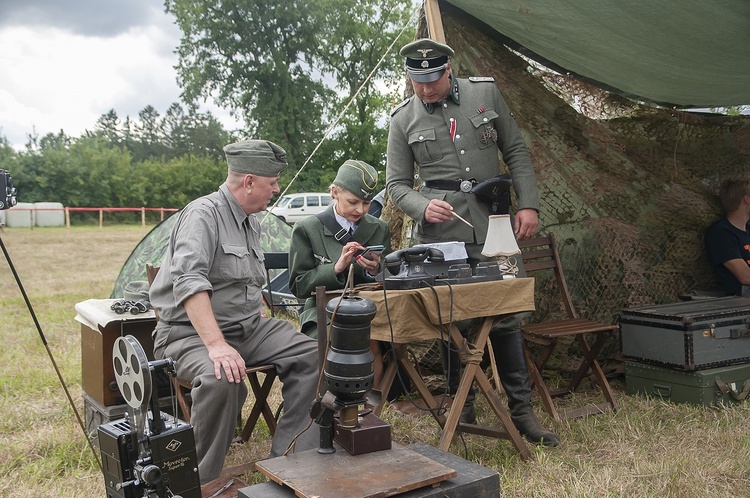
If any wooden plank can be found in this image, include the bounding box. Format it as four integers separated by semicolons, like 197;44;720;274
424;0;446;43
202;476;247;498
255;443;456;498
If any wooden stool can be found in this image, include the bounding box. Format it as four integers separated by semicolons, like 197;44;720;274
172;365;278;441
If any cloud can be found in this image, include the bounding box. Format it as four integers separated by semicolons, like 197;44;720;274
0;0;158;37
0;1;242;150
0;19;181;147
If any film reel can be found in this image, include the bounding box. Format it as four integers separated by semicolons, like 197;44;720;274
113;335;152;410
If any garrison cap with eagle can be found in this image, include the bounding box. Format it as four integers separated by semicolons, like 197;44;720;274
333;159;379;201
400;38;454;83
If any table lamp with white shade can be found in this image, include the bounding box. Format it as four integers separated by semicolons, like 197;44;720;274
481;214;520;276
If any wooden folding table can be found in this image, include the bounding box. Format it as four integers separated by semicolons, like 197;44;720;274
347;278;536;460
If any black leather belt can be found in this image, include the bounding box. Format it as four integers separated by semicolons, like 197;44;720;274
423;179;476;193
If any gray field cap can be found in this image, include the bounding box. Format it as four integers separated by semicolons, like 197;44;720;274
224;139;288;177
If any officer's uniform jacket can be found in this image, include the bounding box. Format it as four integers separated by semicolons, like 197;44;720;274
386;76;539;245
288;204;391;330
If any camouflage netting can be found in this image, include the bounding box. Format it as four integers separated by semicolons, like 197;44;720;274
382;11;750;378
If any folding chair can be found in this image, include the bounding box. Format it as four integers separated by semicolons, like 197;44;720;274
518;234;619;420
145;264;278;441
263;252;300;317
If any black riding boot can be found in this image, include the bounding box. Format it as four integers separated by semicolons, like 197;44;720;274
440;340;476;424
492;330;559;447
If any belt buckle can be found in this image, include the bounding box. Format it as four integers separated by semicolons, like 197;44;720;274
459;180;473;193
334;228;348;241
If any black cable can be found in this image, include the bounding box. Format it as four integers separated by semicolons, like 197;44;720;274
0;234;103;473
381;278;468;426
381;282;443;416
424;280;470;453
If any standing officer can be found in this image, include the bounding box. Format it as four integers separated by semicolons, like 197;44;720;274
386;38;558;446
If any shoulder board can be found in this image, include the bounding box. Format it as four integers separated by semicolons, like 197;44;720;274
390;98;411;116
468;76;495;83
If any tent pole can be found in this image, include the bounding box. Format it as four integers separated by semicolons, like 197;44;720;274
425;0;446;43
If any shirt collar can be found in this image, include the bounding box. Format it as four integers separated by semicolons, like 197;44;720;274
219;183;250;229
333;205;357;233
422;75;460;114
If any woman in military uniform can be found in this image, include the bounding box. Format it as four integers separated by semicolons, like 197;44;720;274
289;159;391;389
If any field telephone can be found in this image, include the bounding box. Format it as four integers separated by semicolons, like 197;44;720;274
383;247;445;290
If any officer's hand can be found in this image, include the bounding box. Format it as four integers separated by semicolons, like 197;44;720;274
425;199;454;224
208;342;246;383
514;209;539;241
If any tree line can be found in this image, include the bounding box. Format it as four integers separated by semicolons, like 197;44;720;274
1;0;415;213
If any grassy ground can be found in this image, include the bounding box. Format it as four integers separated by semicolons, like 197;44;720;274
1;226;749;497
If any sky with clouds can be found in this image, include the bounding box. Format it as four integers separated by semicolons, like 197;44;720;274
0;0;238;150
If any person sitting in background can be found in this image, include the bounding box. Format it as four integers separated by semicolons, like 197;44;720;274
705;172;750;296
289;160;391;390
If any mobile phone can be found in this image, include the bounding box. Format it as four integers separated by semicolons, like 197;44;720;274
359;245;385;258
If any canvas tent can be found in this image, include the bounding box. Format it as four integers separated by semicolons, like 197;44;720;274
381;1;750;332
111;211;301;313
439;0;750;108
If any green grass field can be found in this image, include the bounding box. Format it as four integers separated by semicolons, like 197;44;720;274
1;226;749;497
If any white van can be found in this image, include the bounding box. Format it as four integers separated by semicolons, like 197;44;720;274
269;192;332;224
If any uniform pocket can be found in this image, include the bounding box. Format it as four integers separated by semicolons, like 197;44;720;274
470;109;499;149
408;128;443;163
249;247;267;287
220;243;252;281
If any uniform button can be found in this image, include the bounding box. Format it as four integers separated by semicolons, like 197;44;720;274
443;103;448;108
449;117;454;122
456;134;461;139
483;117;488;122
418;135;424;140
460;150;466;155
465;167;470;172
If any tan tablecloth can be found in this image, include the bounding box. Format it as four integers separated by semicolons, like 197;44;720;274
349;278;535;343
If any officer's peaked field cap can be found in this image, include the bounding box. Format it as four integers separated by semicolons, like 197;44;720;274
333;159;378;200
223;139;288;177
400;38;454;83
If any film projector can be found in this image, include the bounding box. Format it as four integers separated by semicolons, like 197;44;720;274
98;335;201;498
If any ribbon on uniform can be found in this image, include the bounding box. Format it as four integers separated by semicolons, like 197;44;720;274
449;118;457;142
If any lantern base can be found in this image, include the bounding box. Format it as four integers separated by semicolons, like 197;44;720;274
333;411;391;455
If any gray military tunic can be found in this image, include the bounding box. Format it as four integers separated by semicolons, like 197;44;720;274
386;76;539;247
150;183;318;483
386;76;538;334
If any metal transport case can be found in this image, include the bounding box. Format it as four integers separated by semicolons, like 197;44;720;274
620;297;750;371
625;360;750;407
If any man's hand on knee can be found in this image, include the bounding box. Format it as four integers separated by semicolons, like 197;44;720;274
208;342;246;383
